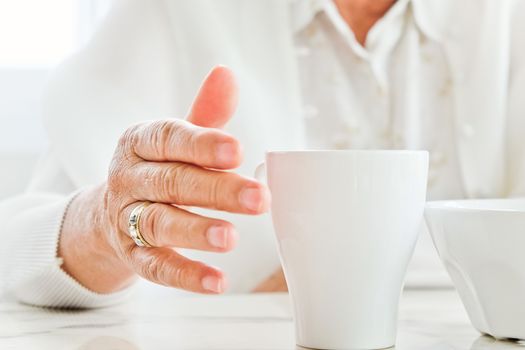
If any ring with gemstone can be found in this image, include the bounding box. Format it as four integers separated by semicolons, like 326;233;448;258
128;202;152;247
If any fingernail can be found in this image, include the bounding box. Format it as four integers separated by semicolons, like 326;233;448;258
207;226;228;249
216;142;236;164
202;276;223;293
239;185;270;212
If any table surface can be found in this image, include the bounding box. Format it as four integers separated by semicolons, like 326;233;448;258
1;289;524;350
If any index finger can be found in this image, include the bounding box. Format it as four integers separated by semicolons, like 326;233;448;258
123;119;243;170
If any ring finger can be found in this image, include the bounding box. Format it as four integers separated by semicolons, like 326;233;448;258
122;202;238;252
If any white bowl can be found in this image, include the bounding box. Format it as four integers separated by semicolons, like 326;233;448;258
425;198;525;340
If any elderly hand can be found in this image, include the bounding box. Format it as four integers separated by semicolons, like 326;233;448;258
59;66;271;294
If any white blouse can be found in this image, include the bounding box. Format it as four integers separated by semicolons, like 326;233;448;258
296;0;464;200
295;0;461;287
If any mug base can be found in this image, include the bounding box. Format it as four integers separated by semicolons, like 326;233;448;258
296;343;395;350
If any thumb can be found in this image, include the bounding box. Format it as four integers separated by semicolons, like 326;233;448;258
187;66;239;128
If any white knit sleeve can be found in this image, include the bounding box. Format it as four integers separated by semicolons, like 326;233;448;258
0;191;131;308
0;0;176;307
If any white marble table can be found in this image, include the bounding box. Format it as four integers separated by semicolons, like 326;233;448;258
1;289;524;349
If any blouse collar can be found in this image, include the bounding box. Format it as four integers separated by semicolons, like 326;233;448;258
290;0;446;43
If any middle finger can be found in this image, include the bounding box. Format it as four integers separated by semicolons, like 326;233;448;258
127;161;270;214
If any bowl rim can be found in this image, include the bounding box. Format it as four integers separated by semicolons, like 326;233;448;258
425;198;525;213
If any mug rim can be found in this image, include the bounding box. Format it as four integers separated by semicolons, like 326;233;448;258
266;149;428;155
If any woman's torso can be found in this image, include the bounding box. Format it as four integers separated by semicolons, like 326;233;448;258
43;0;525;292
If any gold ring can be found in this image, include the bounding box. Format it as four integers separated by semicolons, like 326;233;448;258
128;202;152;247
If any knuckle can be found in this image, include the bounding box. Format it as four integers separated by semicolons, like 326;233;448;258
148;119;207;163
149;119;191;160
207;175;224;209
119;123;142;153
157;166;177;199
140;164;158;192
150;120;174;159
187;129;200;161
141;254;164;284
144;205;162;245
176;123;199;161
174;261;197;290
191;129;214;158
177;216;197;247
162;163;196;203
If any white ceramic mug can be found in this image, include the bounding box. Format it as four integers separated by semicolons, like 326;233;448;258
257;150;429;350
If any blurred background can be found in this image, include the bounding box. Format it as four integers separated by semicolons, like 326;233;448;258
0;0;111;200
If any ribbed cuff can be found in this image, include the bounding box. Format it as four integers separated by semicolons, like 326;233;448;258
6;191;131;309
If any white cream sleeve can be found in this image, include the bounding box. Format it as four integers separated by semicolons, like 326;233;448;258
0;152;130;308
0;0;178;308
